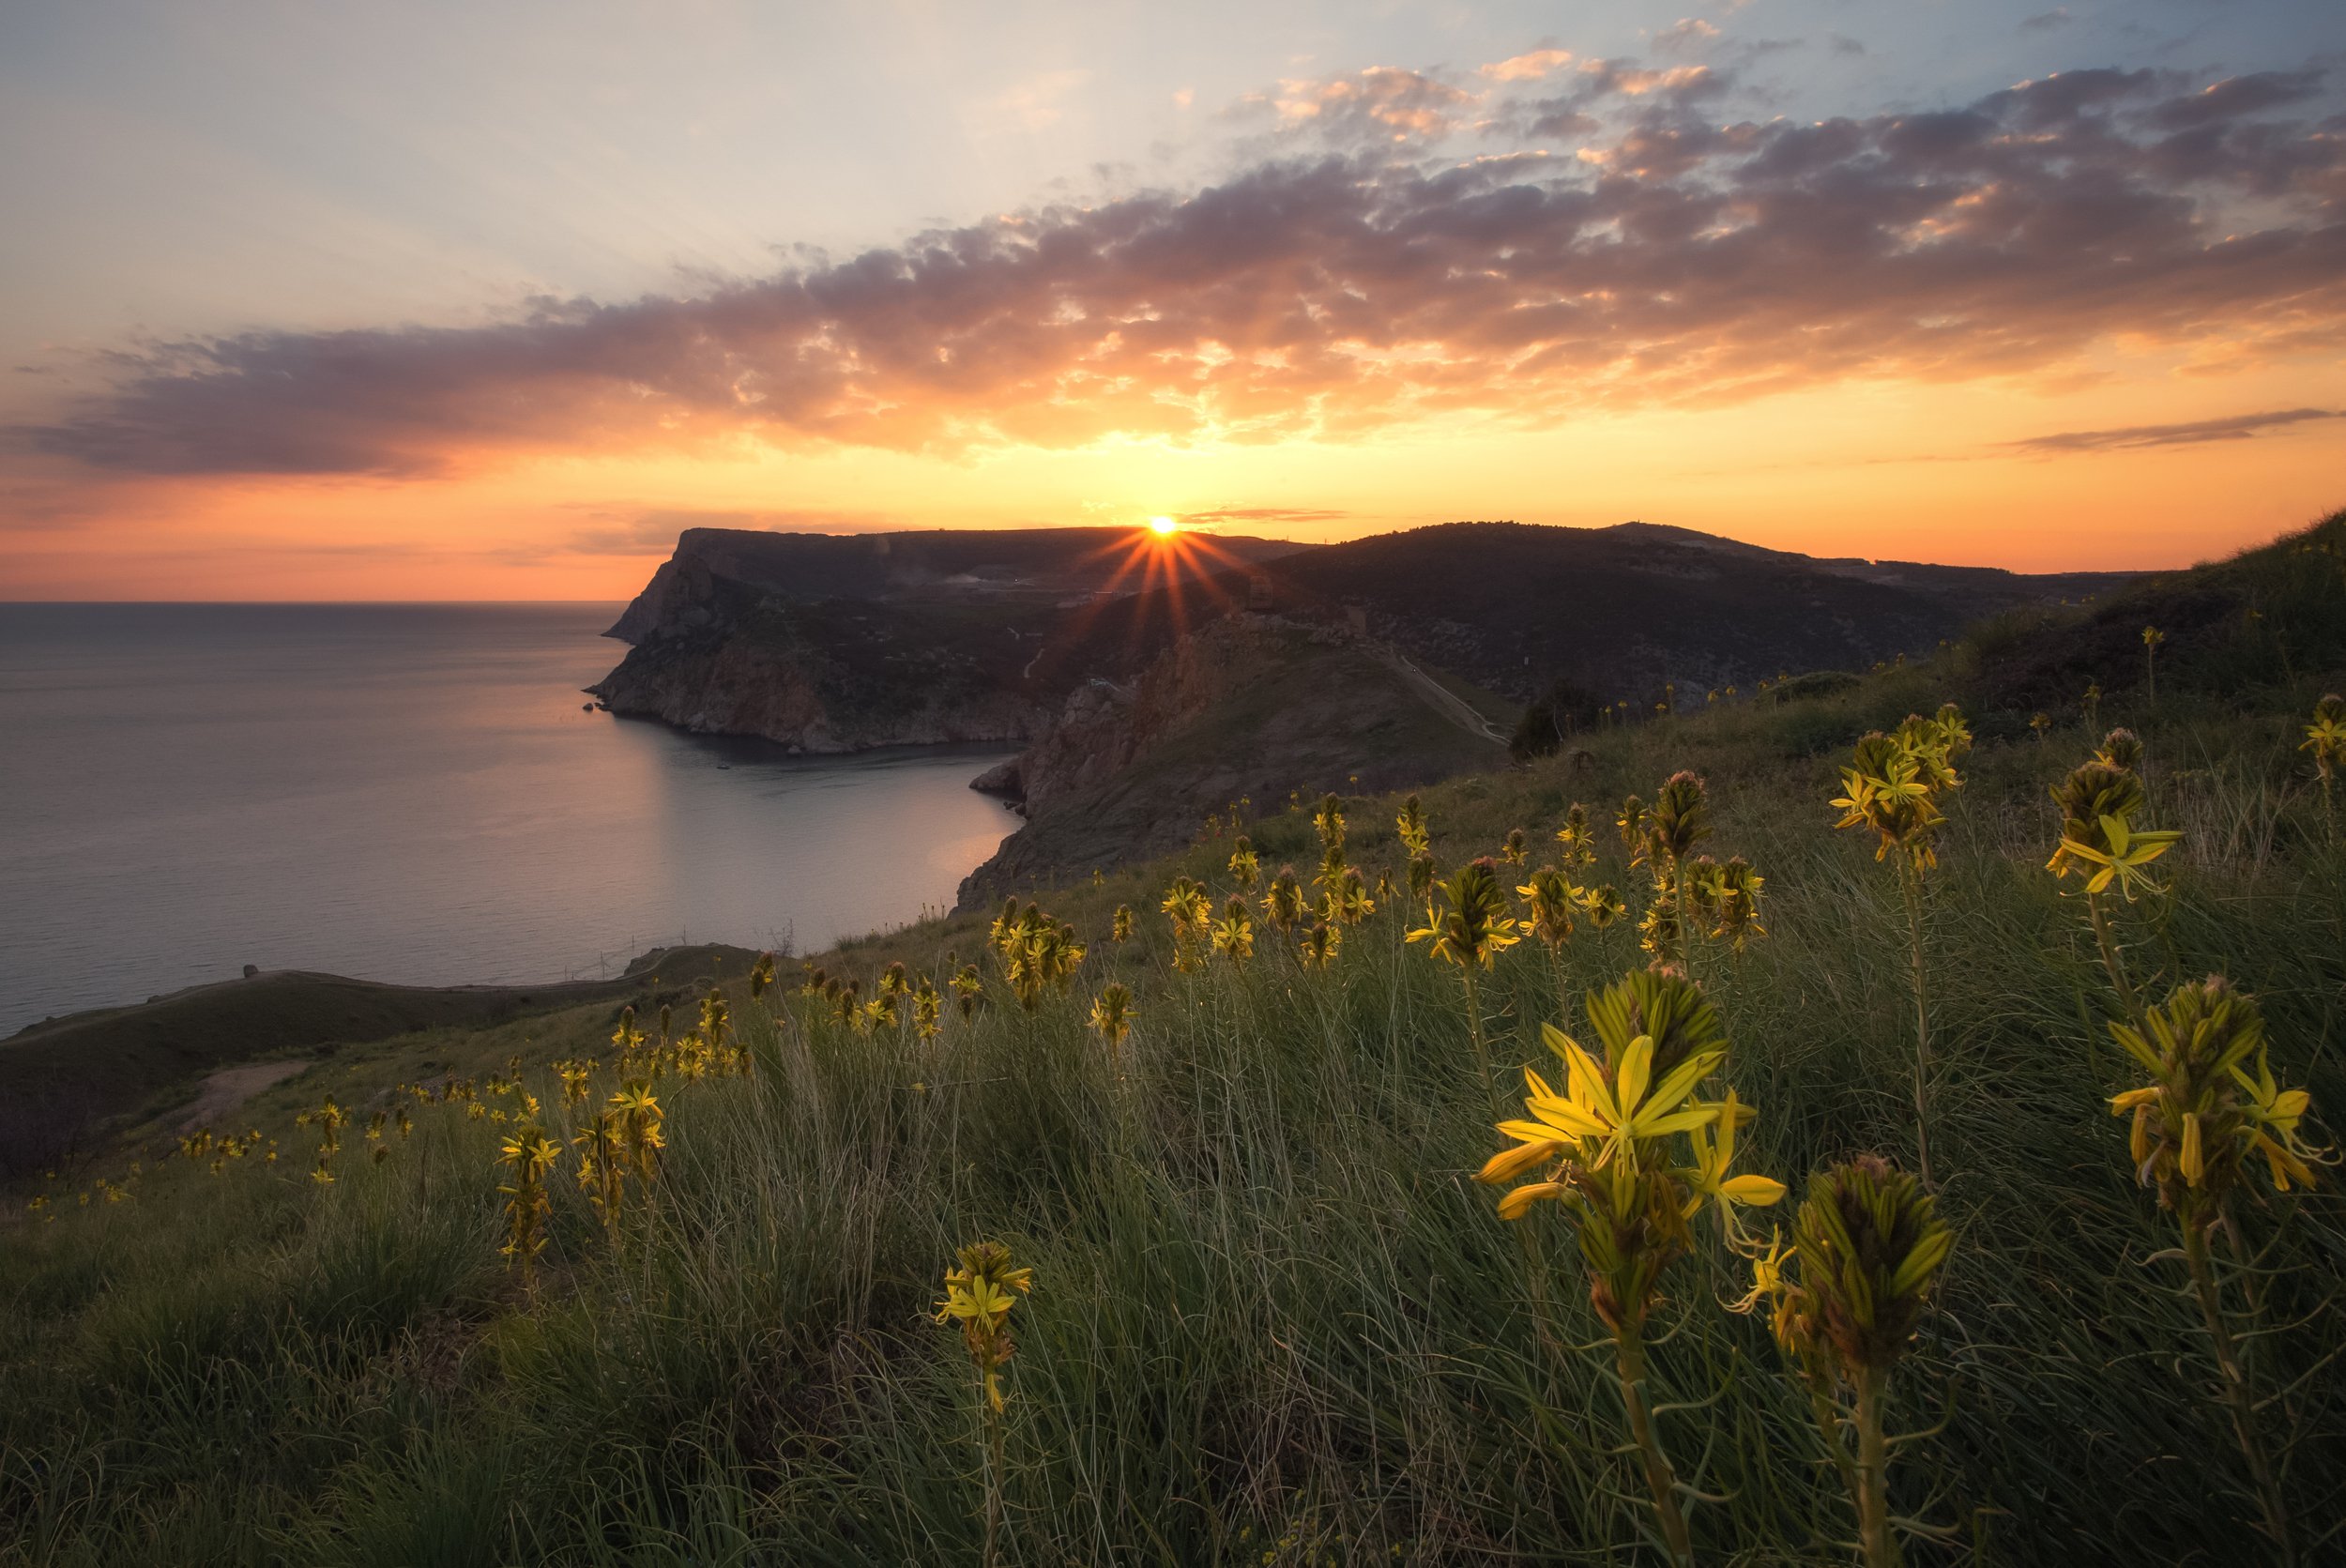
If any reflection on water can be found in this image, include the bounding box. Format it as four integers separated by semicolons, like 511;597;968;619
0;603;1019;1033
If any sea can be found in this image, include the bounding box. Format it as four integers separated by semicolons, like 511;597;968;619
0;603;1020;1037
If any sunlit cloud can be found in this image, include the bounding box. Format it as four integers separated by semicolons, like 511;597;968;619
1258;66;1478;142
1480;49;1575;83
9;62;2343;496
1653;20;1721;55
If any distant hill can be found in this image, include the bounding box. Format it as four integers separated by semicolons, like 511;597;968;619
590;520;2127;754
1242;521;2132;704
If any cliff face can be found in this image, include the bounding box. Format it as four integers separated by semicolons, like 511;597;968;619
592;617;1048;751
591;525;1305;752
956;617;1508;906
971;626;1274;814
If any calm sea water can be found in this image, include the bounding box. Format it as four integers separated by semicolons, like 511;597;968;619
0;603;1019;1036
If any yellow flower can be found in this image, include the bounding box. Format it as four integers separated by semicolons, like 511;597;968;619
1161;876;1211;938
1645;771;1710;864
1831;733;1945;869
2107;975;2323;1207
1406;859;1520;969
936;1241;1035;1413
1394;793;1431;858
2054;813;2182;901
609;1081;665;1182
1329;865;1375;925
1226;836;1261;893
1211;896;1256;964
1313;793;1347;859
2304;693;2346;784
1516;866;1577;950
1678;1089;1786;1239
1089;982;1135;1052
1789;1154;1952;1371
951;963;984;1018
1261;866;1306;933
1554;803;1596;868
1498;1024;1725;1178
1616;794;1647;861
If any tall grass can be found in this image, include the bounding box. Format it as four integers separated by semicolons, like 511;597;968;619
3;676;2343;1566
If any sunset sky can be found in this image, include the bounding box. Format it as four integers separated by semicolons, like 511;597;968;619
3;0;2341;599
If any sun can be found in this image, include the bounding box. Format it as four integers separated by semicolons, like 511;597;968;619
1147;515;1179;537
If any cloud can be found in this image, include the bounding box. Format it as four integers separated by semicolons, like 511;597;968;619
1175;506;1352;526
1250;67;1478;145
1654;19;1721;56
2020;9;2072;34
2147;69;2323;129
2003;407;2343;454
17;67;2345;479
1480;49;1574;83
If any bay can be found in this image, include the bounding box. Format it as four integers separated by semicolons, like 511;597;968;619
0;603;1018;1036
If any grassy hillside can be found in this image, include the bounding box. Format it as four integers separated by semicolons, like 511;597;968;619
0;946;755;1180
4;516;2343;1567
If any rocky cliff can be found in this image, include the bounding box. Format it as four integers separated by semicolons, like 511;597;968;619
955;617;1509;906
590;525;1303;751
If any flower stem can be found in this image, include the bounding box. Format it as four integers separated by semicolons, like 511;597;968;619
1853;1363;1900;1568
2182;1215;2293;1566
2087;891;2149;1036
979;1378;1006;1568
1673;853;1696;982
1898;860;1932;1190
1460;965;1501;1124
1613;1322;1695;1567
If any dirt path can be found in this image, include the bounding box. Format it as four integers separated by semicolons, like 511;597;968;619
178;1060;309;1134
1373;645;1510;745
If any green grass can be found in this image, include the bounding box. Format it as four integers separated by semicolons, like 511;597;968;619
6;519;2346;1565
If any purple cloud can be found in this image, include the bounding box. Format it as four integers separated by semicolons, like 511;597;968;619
2004;407;2342;453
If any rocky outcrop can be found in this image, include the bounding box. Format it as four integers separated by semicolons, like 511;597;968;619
591;525;1310;753
977;620;1290;814
955;618;1508;906
591;632;1046;752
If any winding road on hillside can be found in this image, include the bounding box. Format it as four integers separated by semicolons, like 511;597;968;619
1373;644;1511;745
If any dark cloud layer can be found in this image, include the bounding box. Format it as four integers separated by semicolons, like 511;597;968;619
2005;406;2341;453
17;65;2344;478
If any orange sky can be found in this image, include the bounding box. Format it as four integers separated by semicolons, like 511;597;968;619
3;12;2341;597
9;363;2340;600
